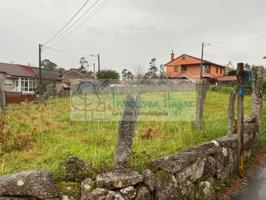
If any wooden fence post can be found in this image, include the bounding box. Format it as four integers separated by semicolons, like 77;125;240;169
237;92;244;177
195;79;208;129
114;95;140;170
251;66;264;134
236;63;245;177
228;89;236;135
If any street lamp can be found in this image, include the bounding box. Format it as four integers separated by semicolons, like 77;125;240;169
90;54;101;72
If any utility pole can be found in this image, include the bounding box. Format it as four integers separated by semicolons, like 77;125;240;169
200;42;204;80
93;62;96;76
97;54;101;72
200;42;210;80
38;44;43;95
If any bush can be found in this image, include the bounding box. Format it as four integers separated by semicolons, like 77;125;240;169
96;70;120;80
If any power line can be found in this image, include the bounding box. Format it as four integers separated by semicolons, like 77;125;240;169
43;46;98;63
43;45;98;60
48;0;103;46
209;35;266;47
44;0;92;45
51;0;111;46
43;45;86;57
43;51;82;62
0;25;37;45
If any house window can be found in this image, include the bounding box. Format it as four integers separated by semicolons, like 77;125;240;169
220;68;223;74
14;79;19;91
29;80;33;91
174;66;179;72
21;78;26;91
181;65;187;72
216;67;219;73
203;65;210;73
4;79;13;90
21;78;36;92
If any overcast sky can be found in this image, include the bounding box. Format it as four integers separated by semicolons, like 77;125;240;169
0;0;266;73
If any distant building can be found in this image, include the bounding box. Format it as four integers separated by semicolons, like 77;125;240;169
62;69;95;85
0;62;61;94
26;65;61;88
0;63;36;94
62;69;89;84
165;53;226;83
0;62;61;104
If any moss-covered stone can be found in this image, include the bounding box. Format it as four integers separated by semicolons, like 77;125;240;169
155;170;171;182
56;181;81;200
64;156;91;182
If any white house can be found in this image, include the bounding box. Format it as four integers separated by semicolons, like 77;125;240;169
0;62;61;95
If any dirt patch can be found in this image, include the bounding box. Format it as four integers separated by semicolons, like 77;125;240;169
217;147;266;200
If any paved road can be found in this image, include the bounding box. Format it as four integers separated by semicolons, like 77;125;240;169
233;158;266;200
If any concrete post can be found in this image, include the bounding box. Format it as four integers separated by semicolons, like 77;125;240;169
251;66;264;134
195;79;208;129
114;95;140;170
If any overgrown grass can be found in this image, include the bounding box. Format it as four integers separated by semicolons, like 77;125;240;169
0;91;265;179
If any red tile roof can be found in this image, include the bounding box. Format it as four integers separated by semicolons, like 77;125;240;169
0;62;35;78
165;54;224;68
17;64;35;75
0;62;61;80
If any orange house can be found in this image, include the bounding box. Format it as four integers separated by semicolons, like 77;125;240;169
165;53;225;83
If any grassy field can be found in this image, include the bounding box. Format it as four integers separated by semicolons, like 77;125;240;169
0;91;265;179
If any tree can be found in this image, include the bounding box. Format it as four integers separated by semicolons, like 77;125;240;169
244;63;251;70
41;59;58;71
79;57;89;70
122;69;134;80
159;64;167;79
224;61;235;75
144;58;159;79
57;67;66;75
78;57;95;79
133;65;145;79
228;70;237;76
96;70;120;80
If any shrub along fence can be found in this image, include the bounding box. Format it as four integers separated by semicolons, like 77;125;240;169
0;66;263;200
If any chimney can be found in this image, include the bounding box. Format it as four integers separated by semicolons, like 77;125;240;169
171;50;175;61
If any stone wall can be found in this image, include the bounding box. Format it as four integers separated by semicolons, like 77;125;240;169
150;118;257;200
0;117;258;200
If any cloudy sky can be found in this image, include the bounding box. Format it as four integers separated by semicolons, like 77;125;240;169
0;0;266;73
